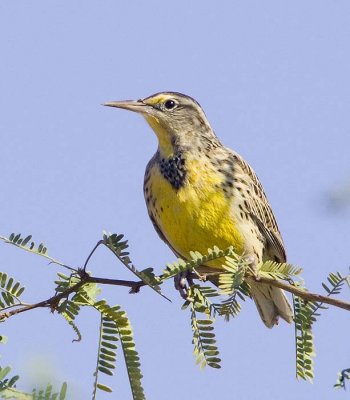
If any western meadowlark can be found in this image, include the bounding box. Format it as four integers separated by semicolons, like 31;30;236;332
104;91;293;328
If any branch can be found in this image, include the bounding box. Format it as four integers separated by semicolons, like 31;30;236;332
1;271;349;322
88;276;145;291
0;280;84;319
253;275;350;311
0;276;145;320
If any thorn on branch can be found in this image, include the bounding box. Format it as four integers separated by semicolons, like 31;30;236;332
129;282;144;294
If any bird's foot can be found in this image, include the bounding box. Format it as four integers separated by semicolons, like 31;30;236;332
174;271;196;300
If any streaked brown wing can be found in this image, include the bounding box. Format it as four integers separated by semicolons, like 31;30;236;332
232;151;286;262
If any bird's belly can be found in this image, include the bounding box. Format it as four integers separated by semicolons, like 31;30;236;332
146;164;245;266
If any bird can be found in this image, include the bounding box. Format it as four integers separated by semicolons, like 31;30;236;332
104;91;293;328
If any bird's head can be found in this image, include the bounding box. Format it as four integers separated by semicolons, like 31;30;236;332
104;92;217;158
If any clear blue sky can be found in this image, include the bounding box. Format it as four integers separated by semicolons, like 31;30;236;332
1;1;349;399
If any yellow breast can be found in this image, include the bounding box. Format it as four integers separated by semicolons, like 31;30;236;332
145;157;245;267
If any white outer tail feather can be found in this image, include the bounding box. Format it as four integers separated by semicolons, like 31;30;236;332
249;282;294;328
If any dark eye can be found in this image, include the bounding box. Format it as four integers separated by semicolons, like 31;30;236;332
164;99;176;110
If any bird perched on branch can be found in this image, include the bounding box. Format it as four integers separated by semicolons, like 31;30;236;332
104;91;293;328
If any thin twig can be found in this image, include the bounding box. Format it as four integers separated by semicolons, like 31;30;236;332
83;240;105;270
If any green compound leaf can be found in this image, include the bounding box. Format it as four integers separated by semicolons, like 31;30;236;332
0;366;65;399
187;286;221;370
0;233;69;270
293;271;347;382
211;293;243;321
60;310;82;343
293;291;316;382
31;382;68;400
103;232;167;301
162;246;236;281
0;273;26;313
218;254;249;296
91;301;145;400
259;261;303;280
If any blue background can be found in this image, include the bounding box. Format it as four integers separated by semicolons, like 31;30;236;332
1;1;349;399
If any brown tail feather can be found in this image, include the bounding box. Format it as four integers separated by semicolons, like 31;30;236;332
249;281;293;328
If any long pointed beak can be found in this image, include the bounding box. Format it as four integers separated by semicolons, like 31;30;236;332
103;99;151;114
